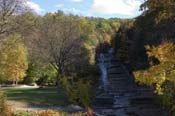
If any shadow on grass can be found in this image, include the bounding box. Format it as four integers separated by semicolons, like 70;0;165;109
3;87;68;107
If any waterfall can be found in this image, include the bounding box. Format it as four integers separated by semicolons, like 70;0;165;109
98;48;114;91
98;53;108;91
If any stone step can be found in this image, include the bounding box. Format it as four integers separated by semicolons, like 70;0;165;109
127;108;164;116
107;65;121;70
107;65;122;69
126;107;165;116
108;74;128;79
102;109;129;116
105;90;135;95
109;83;129;87
108;78;128;82
109;82;132;86
108;64;119;68
111;59;121;62
109;81;129;85
130;91;155;99
130;97;155;106
109;63;122;67
108;74;128;77
94;108;130;116
108;72;126;76
109;77;133;81
136;88;154;92
108;85;134;93
93;97;114;108
107;88;128;92
108;70;125;74
109;80;131;84
101;109;115;115
113;98;130;109
109;79;129;83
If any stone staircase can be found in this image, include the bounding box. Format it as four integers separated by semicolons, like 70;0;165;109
93;57;166;116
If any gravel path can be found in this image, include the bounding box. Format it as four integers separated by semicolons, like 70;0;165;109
14;105;84;113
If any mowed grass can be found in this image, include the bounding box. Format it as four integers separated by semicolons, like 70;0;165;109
2;87;68;107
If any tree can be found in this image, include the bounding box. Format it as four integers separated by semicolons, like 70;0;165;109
14;12;38;38
0;0;28;38
134;42;175;114
141;0;175;21
0;34;28;84
139;0;175;39
36;12;84;85
23;61;42;84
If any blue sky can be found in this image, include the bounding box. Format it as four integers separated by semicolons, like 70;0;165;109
26;0;144;19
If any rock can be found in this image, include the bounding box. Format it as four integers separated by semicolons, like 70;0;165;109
30;83;38;87
65;104;84;113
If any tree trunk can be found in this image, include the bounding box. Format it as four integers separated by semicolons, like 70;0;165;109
16;81;18;85
57;75;60;88
13;81;15;86
56;67;64;88
56;73;62;92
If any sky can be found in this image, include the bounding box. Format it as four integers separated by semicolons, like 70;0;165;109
26;0;144;19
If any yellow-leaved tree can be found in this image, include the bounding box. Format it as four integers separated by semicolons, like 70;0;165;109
1;34;28;85
134;42;175;115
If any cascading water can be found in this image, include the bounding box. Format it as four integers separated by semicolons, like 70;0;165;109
98;53;108;91
98;48;114;91
94;48;164;116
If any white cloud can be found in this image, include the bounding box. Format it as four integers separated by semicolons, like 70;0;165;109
55;3;64;8
70;0;82;2
91;0;142;16
63;8;81;14
26;1;44;14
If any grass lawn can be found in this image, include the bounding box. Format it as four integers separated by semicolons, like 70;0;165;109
2;87;68;107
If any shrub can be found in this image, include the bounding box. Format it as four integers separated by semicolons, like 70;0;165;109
30;110;59;116
61;78;92;107
0;91;13;116
13;110;86;116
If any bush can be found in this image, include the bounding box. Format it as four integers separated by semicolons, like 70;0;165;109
13;110;86;116
61;78;92;107
13;110;33;116
0;91;13;116
31;110;59;116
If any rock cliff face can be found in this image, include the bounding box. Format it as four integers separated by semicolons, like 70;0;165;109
93;50;165;116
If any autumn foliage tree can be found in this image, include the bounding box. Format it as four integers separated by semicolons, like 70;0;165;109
0;34;28;84
0;0;28;37
36;12;85;85
134;42;175;115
